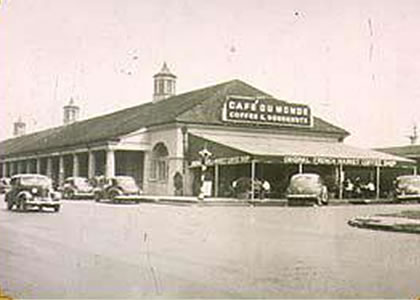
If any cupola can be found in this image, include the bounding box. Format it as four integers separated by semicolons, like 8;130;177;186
153;62;177;102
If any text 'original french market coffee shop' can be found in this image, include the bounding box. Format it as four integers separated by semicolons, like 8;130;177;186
0;65;415;200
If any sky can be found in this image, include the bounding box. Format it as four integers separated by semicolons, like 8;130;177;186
1;0;419;148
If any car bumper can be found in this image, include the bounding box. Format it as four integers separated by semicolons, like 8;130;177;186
26;198;60;206
396;194;420;200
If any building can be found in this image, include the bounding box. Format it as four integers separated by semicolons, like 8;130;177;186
376;145;420;172
0;64;415;198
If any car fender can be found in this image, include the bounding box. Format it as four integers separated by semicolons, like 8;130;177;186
17;191;33;201
108;188;123;196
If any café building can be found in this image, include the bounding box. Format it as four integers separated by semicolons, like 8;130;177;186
0;64;415;198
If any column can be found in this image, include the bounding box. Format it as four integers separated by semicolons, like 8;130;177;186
5;162;10;177
73;154;79;177
251;160;256;200
338;164;344;200
88;151;96;178
25;160;31;173
11;162;17;175
106;149;115;178
17;161;24;174
1;163;5;178
414;166;418;175
46;157;53;178
214;164;219;197
58;156;65;185
36;158;41;174
298;163;303;174
376;166;381;200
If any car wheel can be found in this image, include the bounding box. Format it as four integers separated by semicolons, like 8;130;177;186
7;198;13;211
94;192;102;202
321;191;328;205
53;205;60;212
109;191;121;203
64;189;75;200
18;197;27;212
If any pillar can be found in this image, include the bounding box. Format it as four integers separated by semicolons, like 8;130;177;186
105;149;115;178
58;156;65;185
298;163;303;174
251;160;256;200
214;164;219;197
25;160;31;173
73;154;79;177
36;158;41;174
88;151;96;179
17;161;24;174
338;164;344;200
46;157;53;178
1;163;6;178
376;166;381;199
11;162;17;175
414;166;418;175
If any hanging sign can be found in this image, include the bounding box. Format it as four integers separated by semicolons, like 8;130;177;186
222;95;312;127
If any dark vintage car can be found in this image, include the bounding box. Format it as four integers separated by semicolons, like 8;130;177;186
61;177;94;199
393;175;420;203
286;173;329;206
94;176;142;203
5;174;61;212
0;177;11;194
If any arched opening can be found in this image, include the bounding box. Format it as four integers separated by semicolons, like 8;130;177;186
150;142;169;182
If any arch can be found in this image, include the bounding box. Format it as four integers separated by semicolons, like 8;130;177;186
150;142;169;181
152;142;169;158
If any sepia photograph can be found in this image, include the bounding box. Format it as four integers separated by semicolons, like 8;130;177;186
0;0;420;299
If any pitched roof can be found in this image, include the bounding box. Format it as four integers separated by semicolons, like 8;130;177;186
0;79;349;158
376;144;420;158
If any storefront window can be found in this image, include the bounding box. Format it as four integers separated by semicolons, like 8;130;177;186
150;143;169;182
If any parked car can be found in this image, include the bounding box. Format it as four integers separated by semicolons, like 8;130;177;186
0;177;11;194
61;177;94;199
286;173;328;206
5;174;61;212
393;175;420;203
94;175;142;203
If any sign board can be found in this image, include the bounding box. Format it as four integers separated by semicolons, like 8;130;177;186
222;95;312;128
202;181;213;197
283;156;397;167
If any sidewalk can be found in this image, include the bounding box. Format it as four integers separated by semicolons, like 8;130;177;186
135;195;393;207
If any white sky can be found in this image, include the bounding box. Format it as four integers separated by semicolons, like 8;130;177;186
1;0;419;148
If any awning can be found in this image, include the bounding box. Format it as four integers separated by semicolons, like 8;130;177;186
189;131;415;168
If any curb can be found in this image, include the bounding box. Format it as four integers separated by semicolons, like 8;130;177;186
348;216;420;234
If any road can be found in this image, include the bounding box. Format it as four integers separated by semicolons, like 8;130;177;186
0;197;420;299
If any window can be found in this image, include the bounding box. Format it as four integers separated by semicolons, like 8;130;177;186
150;143;169;182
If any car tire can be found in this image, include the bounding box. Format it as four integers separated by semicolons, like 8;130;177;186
7;199;13;211
18;197;27;212
53;205;60;212
94;192;102;202
109;191;119;203
64;189;75;200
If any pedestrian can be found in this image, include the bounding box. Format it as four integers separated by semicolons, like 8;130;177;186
354;177;362;198
365;181;375;198
344;178;354;198
261;180;271;199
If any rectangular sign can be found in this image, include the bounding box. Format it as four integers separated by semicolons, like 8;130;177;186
283;156;397;167
222;95;312;127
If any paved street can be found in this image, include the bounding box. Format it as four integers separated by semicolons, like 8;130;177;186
0;197;420;299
